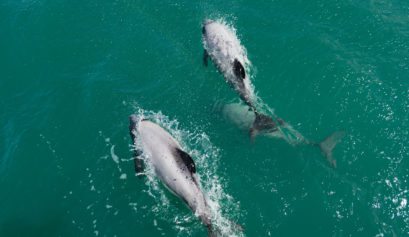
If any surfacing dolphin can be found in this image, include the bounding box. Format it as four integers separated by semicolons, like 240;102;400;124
129;115;216;236
202;19;254;108
201;19;283;138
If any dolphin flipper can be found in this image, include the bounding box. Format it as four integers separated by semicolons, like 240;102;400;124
203;49;209;66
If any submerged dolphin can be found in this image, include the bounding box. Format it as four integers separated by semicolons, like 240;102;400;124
220;103;345;167
129;115;214;235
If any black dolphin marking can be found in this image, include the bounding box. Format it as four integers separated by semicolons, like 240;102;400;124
174;148;196;174
129;115;145;176
133;149;144;174
203;49;209;66
233;59;246;80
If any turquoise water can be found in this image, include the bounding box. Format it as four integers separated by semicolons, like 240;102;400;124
1;0;408;236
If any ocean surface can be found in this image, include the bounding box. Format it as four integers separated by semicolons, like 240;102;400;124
1;0;408;236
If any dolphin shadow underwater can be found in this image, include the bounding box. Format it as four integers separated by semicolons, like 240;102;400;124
129;115;242;236
202;19;345;167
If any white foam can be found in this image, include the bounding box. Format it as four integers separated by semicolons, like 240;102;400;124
110;145;119;164
399;198;407;209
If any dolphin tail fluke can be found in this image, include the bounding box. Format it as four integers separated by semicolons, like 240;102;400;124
129;114;144;177
318;131;345;168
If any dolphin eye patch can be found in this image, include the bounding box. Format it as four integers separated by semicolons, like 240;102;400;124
233;59;246;80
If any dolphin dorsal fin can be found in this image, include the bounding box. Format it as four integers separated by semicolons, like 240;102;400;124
250;112;281;139
233;59;246;80
174;148;196;174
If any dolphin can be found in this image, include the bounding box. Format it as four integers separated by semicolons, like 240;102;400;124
128;115;215;235
202;19;254;108
202;19;282;138
219;103;345;167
